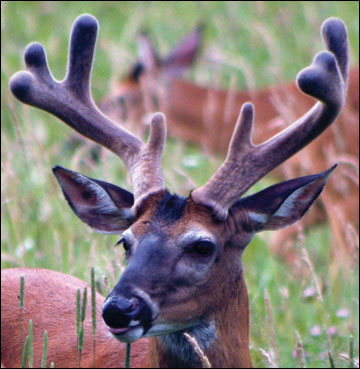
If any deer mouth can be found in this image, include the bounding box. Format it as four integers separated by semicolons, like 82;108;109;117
102;293;157;342
105;315;155;342
107;324;138;335
106;322;146;343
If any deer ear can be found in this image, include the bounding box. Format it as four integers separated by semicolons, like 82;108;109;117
137;33;160;72
163;24;203;76
52;166;134;233
234;165;336;232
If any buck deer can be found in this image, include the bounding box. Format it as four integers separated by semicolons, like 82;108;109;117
102;24;358;259
3;14;348;368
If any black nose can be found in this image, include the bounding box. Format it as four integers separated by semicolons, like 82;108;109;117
102;296;138;329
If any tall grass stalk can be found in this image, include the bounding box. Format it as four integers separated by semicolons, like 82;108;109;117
21;336;30;369
81;287;88;324
295;331;306;368
19;275;25;347
349;335;355;368
91;267;97;368
301;247;323;303
258;348;276;368
41;330;48;368
76;287;87;368
328;351;336;368
19;275;25;308
125;343;131;368
264;289;280;366
28;319;34;368
76;288;81;338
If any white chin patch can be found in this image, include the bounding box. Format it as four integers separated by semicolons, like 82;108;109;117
111;326;144;343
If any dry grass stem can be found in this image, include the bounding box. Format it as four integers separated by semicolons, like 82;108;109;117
338;353;359;368
264;289;280;366
184;332;212;368
295;331;306;368
301;248;323;303
258;348;276;368
345;224;359;255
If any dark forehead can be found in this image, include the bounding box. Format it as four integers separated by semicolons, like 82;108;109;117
132;190;218;237
154;191;188;222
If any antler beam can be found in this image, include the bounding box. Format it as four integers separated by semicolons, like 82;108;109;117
9;14;166;209
191;18;348;220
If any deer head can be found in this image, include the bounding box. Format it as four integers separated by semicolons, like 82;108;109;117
9;14;348;367
101;24;203;123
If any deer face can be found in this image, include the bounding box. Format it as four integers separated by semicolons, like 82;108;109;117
107;192;226;341
53;166;334;343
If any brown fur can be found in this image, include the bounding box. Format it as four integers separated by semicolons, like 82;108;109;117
148;274;251;368
131;195;253;367
1;268;149;368
147;271;251;368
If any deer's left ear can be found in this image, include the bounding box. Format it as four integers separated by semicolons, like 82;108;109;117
233;165;336;232
53;166;134;233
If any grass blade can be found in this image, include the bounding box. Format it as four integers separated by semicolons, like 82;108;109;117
21;336;29;369
125;343;131;368
349;335;355;368
28;319;34;368
41;330;48;368
328;350;336;368
91;267;97;368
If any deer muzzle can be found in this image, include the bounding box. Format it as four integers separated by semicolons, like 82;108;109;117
102;290;155;342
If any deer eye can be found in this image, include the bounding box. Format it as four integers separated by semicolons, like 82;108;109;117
188;241;215;257
116;237;131;253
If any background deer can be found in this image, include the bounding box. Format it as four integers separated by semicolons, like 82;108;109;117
102;24;358;260
3;13;349;368
1;268;148;368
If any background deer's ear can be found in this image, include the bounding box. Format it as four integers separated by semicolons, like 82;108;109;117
162;24;203;77
52;166;134;233
233;165;337;232
137;32;161;72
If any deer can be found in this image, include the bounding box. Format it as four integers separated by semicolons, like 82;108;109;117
2;14;349;368
102;23;359;259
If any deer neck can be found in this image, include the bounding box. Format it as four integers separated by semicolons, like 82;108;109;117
147;271;252;368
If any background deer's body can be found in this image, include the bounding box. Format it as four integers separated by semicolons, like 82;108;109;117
103;30;358;257
134;69;358;155
3;14;349;368
0;268;150;368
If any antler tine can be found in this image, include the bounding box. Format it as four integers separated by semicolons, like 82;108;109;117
9;14;166;207
192;18;348;221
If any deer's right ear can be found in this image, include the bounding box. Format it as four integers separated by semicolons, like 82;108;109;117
52;166;134;233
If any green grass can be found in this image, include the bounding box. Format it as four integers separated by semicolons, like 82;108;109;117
1;1;359;368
